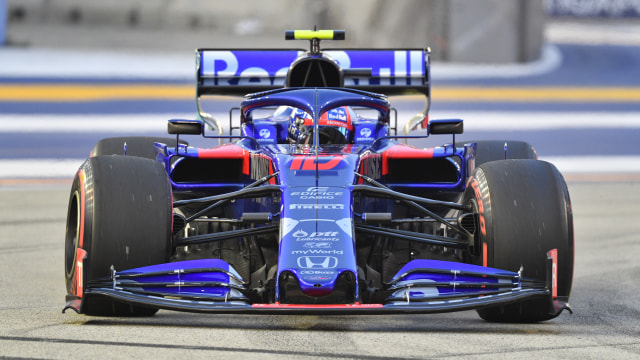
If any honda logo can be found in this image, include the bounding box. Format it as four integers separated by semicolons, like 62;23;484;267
297;256;338;269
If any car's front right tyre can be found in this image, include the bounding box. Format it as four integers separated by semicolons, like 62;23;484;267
64;155;172;316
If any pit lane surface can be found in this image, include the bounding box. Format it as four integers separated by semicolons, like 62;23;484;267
0;180;638;359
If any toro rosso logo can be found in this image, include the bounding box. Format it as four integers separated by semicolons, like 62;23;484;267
290;156;344;171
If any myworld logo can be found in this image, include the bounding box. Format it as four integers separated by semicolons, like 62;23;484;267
292;249;344;255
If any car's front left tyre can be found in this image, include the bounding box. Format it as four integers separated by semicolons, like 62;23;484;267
463;159;574;322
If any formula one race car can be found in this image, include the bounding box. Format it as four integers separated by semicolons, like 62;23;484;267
63;30;573;322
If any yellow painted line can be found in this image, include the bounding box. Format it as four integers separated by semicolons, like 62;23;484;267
0;84;193;101
0;84;639;102
433;86;640;102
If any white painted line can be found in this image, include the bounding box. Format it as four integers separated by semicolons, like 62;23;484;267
429;111;640;130
0;114;193;133
2;156;639;179
541;156;640;174
0;159;84;178
0;48;194;80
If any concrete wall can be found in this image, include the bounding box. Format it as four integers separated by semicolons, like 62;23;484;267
6;0;545;63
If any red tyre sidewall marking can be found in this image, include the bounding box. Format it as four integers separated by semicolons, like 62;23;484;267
75;248;87;298
78;169;86;249
467;176;488;267
72;169;87;297
548;248;558;299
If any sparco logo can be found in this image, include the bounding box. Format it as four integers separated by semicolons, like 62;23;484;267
297;256;338;269
290;204;344;210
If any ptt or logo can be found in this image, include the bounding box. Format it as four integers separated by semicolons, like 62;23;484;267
289;156;344;171
297;256;338;269
259;128;271;138
293;229;340;238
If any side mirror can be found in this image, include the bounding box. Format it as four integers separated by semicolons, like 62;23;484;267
428;119;463;135
168;119;203;135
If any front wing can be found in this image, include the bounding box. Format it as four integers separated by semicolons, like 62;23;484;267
63;257;569;316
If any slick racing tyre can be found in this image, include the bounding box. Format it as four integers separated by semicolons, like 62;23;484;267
90;136;188;159
463;159;574;322
64;155;172;316
456;140;537;166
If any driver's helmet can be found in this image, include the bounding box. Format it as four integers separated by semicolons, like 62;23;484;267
287;106;354;144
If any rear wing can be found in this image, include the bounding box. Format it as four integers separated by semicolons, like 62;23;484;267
195;49;430;134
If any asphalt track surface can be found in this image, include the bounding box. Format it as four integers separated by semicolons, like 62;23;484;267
1;180;639;359
1;21;639;359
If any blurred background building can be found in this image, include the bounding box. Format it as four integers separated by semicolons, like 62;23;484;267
2;0;640;62
0;0;544;63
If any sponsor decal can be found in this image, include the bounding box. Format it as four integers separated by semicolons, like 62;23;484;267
199;50;425;86
297;256;339;269
303;242;331;249
259;128;271;138
289;156;344;171
293;229;340;241
326;108;347;122
355;126;375;143
303;275;331;281
300;270;336;275
289;204;344;210
291;186;343;199
292;249;344;255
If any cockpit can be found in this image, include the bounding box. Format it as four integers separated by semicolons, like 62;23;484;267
242;105;388;146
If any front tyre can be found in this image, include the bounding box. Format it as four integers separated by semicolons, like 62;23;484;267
64;155;172;316
464;159;574;322
456;140;537;166
90;136;187;159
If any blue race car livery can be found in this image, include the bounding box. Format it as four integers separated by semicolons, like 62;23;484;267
64;30;573;322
